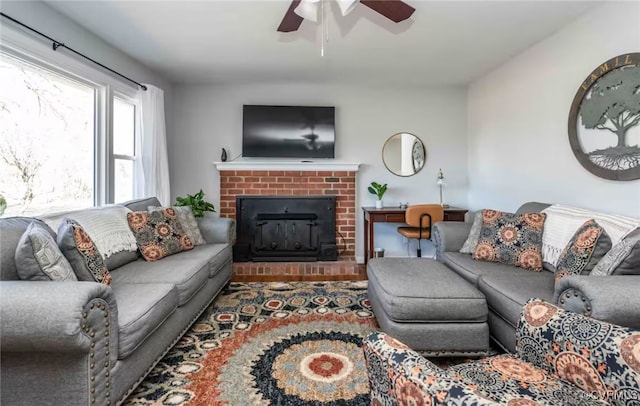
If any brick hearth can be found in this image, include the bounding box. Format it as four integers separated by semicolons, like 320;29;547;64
218;169;360;279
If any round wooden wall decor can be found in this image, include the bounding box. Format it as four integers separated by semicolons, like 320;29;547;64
568;53;640;181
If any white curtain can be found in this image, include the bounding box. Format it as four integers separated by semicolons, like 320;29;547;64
135;84;171;206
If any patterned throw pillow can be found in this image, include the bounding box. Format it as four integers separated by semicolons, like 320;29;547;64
459;210;482;254
57;219;112;285
148;205;206;246
15;222;77;281
128;208;194;261
473;209;546;271
554;219;612;284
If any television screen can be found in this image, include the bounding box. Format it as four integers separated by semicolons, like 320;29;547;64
242;105;335;159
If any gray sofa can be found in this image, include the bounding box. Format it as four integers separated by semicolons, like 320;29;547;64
432;201;640;353
0;197;234;406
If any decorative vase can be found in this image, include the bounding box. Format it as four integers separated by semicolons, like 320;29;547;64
375;199;383;209
221;148;228;162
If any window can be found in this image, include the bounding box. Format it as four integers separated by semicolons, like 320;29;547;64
0;54;97;217
113;97;137;203
0;50;140;217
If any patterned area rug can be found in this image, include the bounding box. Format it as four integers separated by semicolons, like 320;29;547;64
125;281;378;405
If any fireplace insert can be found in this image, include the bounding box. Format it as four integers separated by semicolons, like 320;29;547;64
234;196;337;262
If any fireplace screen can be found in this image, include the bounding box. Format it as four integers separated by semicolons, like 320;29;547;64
233;196;338;262
234;196;337;262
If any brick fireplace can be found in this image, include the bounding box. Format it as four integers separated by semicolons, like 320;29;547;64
234;195;338;262
216;163;360;279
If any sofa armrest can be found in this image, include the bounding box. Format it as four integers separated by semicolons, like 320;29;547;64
432;221;472;261
197;216;236;244
1;281;119;406
363;332;499;405
1;281;118;357
553;275;640;329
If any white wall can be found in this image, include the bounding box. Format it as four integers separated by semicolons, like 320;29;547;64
171;83;468;260
0;0;173;165
467;1;640;217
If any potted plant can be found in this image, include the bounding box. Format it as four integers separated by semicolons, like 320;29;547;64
175;189;216;217
368;182;388;209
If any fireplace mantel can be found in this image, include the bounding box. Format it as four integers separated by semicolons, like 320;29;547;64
213;160;360;172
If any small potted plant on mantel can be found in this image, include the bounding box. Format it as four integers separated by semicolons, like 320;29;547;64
368;181;388;209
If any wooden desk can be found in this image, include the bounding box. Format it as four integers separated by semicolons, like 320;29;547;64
362;206;468;265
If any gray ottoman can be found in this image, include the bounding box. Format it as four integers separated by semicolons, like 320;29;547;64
367;258;489;355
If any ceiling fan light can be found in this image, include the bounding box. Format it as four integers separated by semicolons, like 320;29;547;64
337;0;359;16
294;0;320;22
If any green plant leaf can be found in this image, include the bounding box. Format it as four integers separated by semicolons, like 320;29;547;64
174;190;216;217
368;182;388;199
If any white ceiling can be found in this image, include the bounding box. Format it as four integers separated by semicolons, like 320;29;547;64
45;0;602;85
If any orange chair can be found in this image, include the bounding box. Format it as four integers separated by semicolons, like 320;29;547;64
397;204;444;257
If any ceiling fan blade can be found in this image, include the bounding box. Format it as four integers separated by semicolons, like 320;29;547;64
359;0;415;23
278;0;304;32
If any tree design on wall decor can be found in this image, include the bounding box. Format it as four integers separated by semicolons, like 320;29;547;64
568;53;640;180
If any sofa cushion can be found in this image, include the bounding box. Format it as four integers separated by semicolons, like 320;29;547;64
473;209;546;271
15;222;76;281
540;204;640;269
459;210;482;254
112;283;178;359
104;250;139;271
443;252;540;286
149;206;207;246
478;273;555;327
1;217;56;281
57;220;112;285
109;248;212;305
203;244;232;277
555;219;611;286
127;208;194;261
592;228;640;276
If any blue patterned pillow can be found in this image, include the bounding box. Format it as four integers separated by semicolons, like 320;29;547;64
554;219;611;285
57;219;112;285
473;209;547;271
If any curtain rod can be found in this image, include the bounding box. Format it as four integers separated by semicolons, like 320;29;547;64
1;12;147;91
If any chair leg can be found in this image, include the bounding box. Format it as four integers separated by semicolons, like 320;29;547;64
417;239;421;257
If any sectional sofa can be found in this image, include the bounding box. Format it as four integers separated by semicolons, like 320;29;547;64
0;197;234;406
432;202;640;352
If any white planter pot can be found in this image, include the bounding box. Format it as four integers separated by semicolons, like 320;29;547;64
375;199;383;209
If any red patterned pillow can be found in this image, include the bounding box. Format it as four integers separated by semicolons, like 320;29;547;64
554;219;611;284
57;219;112;285
473;209;547;271
127;208;193;261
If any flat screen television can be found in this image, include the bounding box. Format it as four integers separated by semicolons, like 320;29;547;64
242;105;335;159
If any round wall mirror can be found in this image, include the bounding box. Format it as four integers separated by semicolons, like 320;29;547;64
382;133;426;177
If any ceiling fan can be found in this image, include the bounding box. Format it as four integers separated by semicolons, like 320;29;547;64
277;0;415;33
